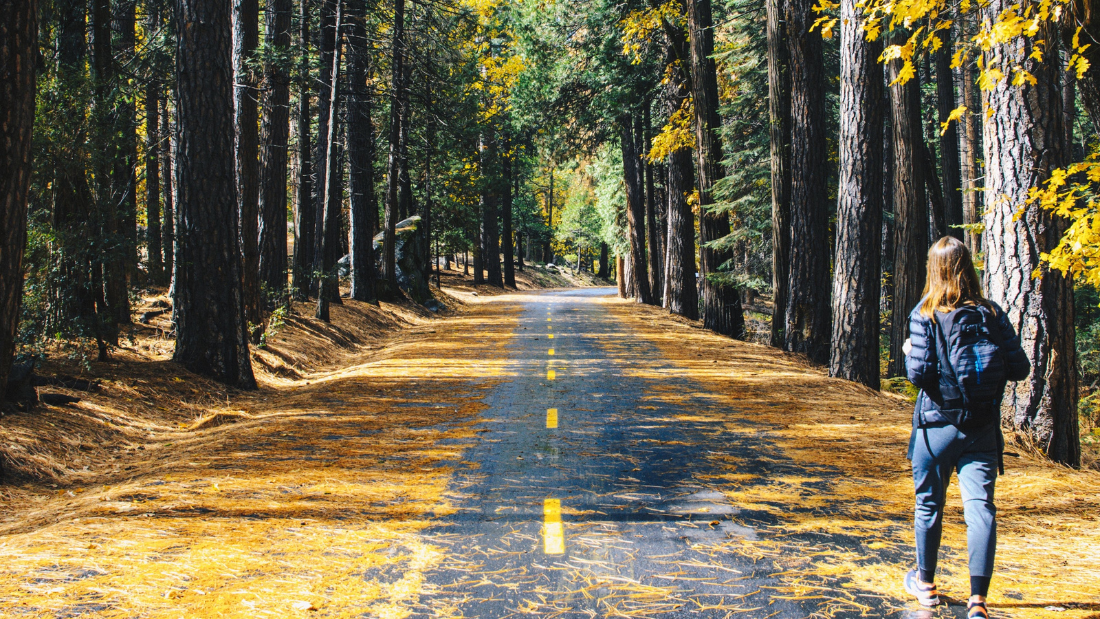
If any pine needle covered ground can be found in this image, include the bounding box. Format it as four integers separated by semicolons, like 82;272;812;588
606;299;1100;619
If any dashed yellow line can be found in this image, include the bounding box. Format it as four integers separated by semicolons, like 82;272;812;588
543;499;565;554
548;349;555;356
546;408;558;428
547;370;556;380
548;334;554;339
547;318;552;322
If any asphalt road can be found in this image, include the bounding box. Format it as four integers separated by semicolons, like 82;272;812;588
417;288;814;618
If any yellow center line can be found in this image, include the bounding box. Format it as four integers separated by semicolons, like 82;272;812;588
548;334;554;339
543;499;565;554
548;349;555;356
546;408;558;428
547;318;552;322
547;369;556;380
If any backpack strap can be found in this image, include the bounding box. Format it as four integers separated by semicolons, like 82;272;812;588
933;312;964;410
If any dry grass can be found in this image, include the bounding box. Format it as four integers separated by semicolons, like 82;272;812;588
607;299;1100;619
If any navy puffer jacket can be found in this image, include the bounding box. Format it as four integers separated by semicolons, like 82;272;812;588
905;301;1030;427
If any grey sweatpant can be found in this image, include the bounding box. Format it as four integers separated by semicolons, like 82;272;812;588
908;421;998;580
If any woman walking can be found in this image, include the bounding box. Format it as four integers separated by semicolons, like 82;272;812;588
902;237;1030;618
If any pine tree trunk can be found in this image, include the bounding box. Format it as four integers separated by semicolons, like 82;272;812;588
543;171;553;264
482;134;503;288
502;145;516;288
983;5;1079;465
312;0;338;302
886;58;928;378
93;0;126;334
117;1;138;291
598;243;609;278
621;117;652;304
957;10;981;255
685;0;744;337
292;0;314;299
766;0;790;347
258;0;293;301
173;0;257;388
146;79;163;284
936;26;963;239
346;2;376;302
644;102;662;301
666;147;699;320
783;0;829;360
234;0;262;327
161;94;175;282
829;0;884;388
617;255;627;298
0;0;37;408
382;0;405;291
315;2;343;321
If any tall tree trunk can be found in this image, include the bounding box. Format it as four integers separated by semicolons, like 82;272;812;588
617;255;626;297
783;0;829;360
93;0;126;334
315;2;343;321
482;133;503;288
936;26;963;239
292;0;314;299
258;0;293;301
621;117;652;304
983;7;1079;465
52;0;101;345
0;0;37;408
161;94;175;283
598;243;609;278
502;142;516;288
312;0;338;302
116;0;138;291
543;171;554;264
766;0;791;347
644;101;662;300
146;79;163;284
957;11;981;255
666;146;699;320
174;0;257;388
886;58;928;378
381;0;405;291
234;0;262;328
685;0;745;337
830;0;884;388
346;0;376;302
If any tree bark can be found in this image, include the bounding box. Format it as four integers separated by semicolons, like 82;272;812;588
957;10;981;255
234;0;262;328
503;144;516;288
292;0;314;299
161;94;175;282
93;0;127;333
315;2;343;321
482;133;503;288
666;146;699;320
783;0;829;360
684;0;744;337
543;170;554;264
766;0;791;347
936;26;963;239
146;39;163;285
173;0;257;388
621;118;652;304
258;0;293;301
346;0;376;302
886;58;928;378
984;5;1079;465
644;101;662;300
312;0;338;302
0;0;37;408
381;0;405;292
830;0;884;388
116;0;138;290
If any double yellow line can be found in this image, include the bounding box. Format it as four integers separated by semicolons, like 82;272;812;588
543;305;564;555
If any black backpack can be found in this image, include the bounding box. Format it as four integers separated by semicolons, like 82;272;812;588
931;305;1008;430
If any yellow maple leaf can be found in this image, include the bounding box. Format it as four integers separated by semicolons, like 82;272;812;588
940;105;967;135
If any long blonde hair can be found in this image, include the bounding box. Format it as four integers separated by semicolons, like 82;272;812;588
919;236;991;318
